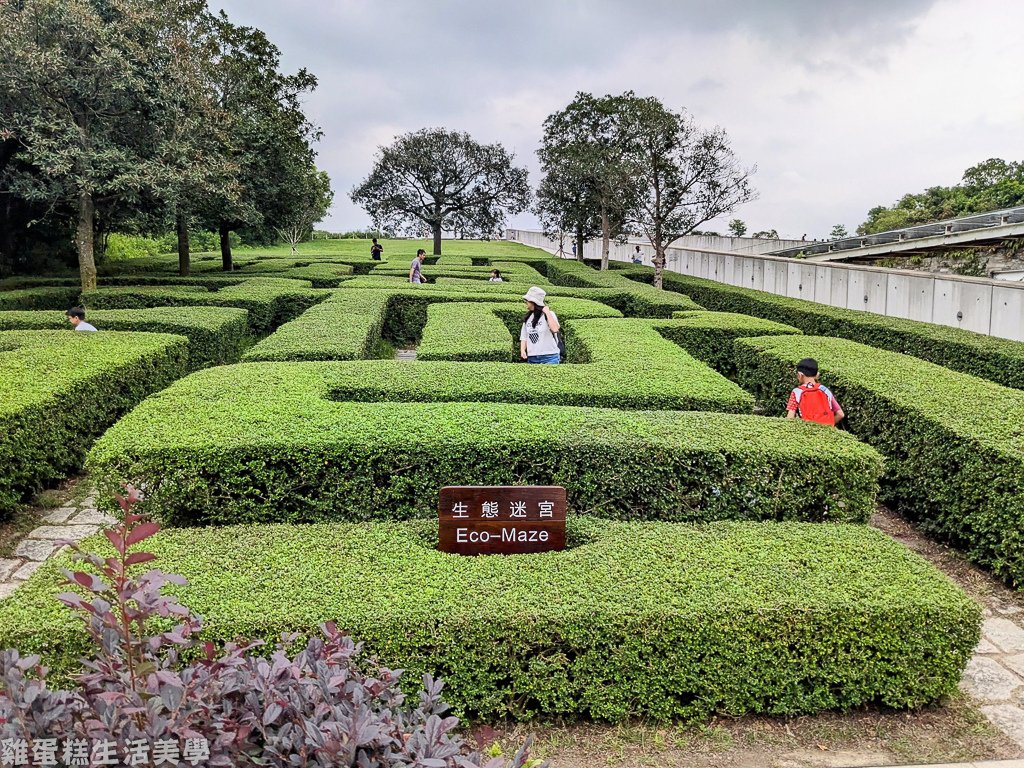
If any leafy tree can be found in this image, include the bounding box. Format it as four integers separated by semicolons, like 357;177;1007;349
203;15;322;271
351;128;530;255
275;168;333;255
829;224;849;240
751;229;779;239
621;97;756;288
857;158;1024;235
533;169;600;261
538;93;637;270
728;219;747;237
0;0;215;290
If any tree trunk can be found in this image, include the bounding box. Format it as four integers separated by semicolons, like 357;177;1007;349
653;241;665;290
432;223;442;255
575;224;584;262
76;190;97;292
176;211;190;277
220;223;233;271
600;204;610;271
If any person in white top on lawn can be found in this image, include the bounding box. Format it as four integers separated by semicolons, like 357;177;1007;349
519;286;561;365
66;306;97;332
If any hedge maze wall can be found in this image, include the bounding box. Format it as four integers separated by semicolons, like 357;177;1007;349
0;240;1011;720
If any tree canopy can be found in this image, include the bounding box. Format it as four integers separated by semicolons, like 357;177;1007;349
350;128;530;255
857;158;1024;235
0;0;328;286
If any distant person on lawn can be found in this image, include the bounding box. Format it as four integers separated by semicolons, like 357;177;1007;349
489;269;503;282
520;286;561;365
787;358;844;426
66;307;97;332
409;249;427;284
370;238;383;261
632;245;643;264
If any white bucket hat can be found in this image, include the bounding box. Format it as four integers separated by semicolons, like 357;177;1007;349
523;286;547;306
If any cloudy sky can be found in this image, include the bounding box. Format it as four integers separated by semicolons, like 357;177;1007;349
216;0;1022;239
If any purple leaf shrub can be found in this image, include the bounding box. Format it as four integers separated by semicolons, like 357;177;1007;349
0;487;546;767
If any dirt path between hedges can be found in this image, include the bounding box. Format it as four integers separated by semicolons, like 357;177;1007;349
486;509;1024;768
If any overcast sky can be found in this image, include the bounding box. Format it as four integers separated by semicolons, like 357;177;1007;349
216;0;1023;239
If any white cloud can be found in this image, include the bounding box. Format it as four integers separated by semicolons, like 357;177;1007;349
215;0;1024;238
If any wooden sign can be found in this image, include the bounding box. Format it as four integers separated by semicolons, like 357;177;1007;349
438;486;567;556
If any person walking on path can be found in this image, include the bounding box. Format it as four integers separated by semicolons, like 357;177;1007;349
66;307;97;332
489;269;504;282
409;249;427;284
370;238;384;261
786;357;844;426
632;245;643;264
520;287;561;365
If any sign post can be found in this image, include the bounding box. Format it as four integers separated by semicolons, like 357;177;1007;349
438;486;567;556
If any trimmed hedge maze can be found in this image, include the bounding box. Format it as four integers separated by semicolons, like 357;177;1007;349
0;239;1001;722
736;334;1024;587
0;307;248;368
642;268;1024;391
0;520;978;720
0;330;188;513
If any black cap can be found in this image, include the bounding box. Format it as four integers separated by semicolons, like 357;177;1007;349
796;358;818;376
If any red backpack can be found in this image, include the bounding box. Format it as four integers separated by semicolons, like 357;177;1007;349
796;383;835;426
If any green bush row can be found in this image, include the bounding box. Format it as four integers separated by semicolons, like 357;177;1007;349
82;278;326;334
544;260;701;316
246;314;754;412
0;307;249;369
87;369;881;526
641;269;1024;391
0;519;976;720
0;287;81;311
368;265;554;286
0;330;189;515
734;334;1024;586
341;275;704;317
416;299;625;362
665;310;802;375
244;289;621;362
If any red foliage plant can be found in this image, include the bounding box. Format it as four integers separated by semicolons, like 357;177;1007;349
0;486;545;767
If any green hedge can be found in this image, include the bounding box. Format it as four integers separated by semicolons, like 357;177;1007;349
0;330;189;515
0;520;977;720
0;307;249;368
734;334;1024;586
245;315;753;412
544;260;701;316
369;265;553;286
87;368;881;526
82;278;326;334
245;289;622;362
644;269;1024;391
664;311;802;375
0;287;81;311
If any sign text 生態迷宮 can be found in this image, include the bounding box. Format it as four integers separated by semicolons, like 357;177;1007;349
438;486;566;555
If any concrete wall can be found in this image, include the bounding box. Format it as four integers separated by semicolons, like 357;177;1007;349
507;229;1024;342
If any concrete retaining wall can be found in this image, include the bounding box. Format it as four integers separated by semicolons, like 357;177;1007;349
507;229;1024;342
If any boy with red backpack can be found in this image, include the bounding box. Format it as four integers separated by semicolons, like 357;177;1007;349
786;358;845;426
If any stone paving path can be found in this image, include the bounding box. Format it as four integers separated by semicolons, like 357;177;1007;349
395;348;417;361
961;613;1024;748
0;491;114;599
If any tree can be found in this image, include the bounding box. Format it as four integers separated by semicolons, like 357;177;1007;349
203;15;322;271
533;166;600;261
350;128;530;256
538;93;637;270
0;0;217;290
728;219;747;237
857;158;1024;235
275;169;333;255
621;97;756;288
751;229;779;239
829;224;849;240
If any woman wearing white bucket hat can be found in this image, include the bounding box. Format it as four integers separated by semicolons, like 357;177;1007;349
519;286;561;364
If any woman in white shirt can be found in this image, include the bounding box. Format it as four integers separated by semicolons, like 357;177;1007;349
519;286;561;364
